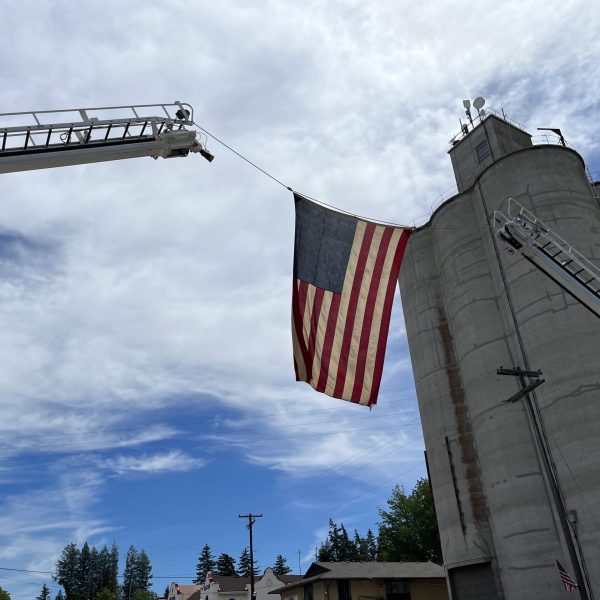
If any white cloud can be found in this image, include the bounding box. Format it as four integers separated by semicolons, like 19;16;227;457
102;450;207;475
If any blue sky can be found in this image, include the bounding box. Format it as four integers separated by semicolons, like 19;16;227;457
1;1;600;599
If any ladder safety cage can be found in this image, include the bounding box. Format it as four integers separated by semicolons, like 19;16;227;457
494;198;600;319
0;101;210;173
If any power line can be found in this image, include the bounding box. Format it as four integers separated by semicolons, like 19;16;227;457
0;567;196;580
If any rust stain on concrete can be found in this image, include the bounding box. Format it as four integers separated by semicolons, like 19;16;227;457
437;306;489;524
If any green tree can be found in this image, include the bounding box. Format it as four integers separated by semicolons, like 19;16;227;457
215;553;237;576
131;591;156;600
0;586;11;600
237;548;258;577
96;589;116;600
76;542;93;600
97;544;119;596
37;584;52;600
365;529;378;561
122;546;138;600
316;520;359;562
194;544;216;584
272;555;291;576
352;529;378;561
55;543;81;600
134;550;152;591
377;478;442;563
56;591;65;600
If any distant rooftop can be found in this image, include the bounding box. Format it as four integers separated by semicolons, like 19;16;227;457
269;562;445;594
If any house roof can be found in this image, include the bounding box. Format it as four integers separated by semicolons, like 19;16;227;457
173;585;202;600
268;562;445;594
277;576;303;585
213;576;251;592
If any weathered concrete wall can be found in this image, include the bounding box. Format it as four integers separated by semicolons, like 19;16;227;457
399;142;600;599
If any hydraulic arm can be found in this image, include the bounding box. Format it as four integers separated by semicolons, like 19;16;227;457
0;101;212;174
494;198;600;319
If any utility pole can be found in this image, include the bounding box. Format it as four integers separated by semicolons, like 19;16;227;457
239;513;263;600
497;367;592;600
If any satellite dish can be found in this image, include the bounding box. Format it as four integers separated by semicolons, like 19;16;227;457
473;96;486;110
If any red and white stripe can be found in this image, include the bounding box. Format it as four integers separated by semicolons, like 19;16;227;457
557;561;579;592
293;221;410;406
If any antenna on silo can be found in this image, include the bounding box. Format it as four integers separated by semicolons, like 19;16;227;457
463;99;473;126
473;96;486;118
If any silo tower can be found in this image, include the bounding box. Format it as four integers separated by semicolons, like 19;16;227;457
399;101;600;599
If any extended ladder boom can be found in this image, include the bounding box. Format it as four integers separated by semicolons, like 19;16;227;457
494;199;600;319
0;101;212;174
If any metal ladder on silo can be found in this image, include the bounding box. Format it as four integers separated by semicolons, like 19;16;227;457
494;199;600;319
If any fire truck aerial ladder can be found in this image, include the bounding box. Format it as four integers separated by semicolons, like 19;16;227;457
495;198;600;320
0;101;213;174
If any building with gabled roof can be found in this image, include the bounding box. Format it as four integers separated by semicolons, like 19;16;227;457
269;562;448;600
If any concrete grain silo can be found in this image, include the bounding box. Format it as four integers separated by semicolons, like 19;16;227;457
398;110;600;599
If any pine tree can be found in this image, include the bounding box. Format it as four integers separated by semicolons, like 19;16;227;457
55;591;65;600
272;556;291;576
109;543;119;596
194;545;216;584
96;544;118;597
122;546;138;600
36;584;52;600
237;548;258;577
365;530;377;561
89;546;101;600
134;550;152;591
316;520;364;562
353;531;369;561
55;543;81;600
0;586;10;600
77;542;93;600
215;553;237;576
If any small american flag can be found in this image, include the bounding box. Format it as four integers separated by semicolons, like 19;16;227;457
557;560;579;592
291;193;411;407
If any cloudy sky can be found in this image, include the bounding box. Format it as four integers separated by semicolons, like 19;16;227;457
1;1;599;599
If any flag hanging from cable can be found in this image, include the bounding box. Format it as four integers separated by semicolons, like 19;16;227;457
291;193;411;407
556;560;578;592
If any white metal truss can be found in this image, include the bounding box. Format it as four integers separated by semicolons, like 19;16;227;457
494;198;600;319
0;101;211;173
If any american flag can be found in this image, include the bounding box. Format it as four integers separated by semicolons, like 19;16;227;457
291;193;411;407
556;560;579;592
